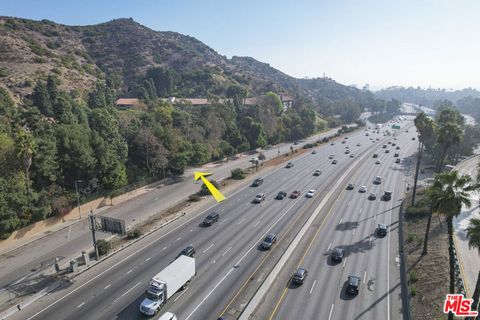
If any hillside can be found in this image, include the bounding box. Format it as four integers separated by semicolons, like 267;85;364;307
375;86;480;107
0;16;373;105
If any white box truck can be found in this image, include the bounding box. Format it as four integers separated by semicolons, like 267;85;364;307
139;255;196;316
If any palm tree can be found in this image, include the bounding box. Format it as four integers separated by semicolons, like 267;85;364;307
413;112;435;205
436;122;463;172
429;171;479;320
466;218;480;317
16;129;37;195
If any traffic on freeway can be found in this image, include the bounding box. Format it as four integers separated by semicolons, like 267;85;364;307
8;117;416;320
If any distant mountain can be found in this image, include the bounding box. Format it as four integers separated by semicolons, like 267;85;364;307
375;86;480;107
0;16;374;106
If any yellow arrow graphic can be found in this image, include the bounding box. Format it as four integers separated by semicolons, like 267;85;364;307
194;171;225;203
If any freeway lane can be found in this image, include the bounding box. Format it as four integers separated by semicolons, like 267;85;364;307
10;124;396;320
262;124;417;320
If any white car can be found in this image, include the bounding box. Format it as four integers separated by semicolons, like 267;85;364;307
158;312;177;320
306;190;316;198
359;186;367;193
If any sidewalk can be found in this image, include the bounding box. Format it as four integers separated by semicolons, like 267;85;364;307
453;155;480;297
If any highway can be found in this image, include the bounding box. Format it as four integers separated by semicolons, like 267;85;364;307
0;126;345;290
251;123;418;320
9;119;412;320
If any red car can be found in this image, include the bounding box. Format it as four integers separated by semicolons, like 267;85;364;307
290;190;301;198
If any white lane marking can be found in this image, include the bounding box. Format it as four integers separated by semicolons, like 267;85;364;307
104;284;111;290
176;237;182;241
185;268;235;320
328;304;334;320
203;243;214;254
310;280;317;294
162;246;167;251
347;201;351;207
67;226;72;241
327;242;332;251
77;302;85;308
174;287;189;302
211;260;216;264
360;207;363;212
338;218;343;225
222;247;232;257
121;281;142;297
144;257;151;262
184;192;305;320
220;208;225;212
369;236;373;246
237;218;246;225
253;220;261;228
343;257;347;268
363;271;367;284
24;181;256;320
352;228;356;236
190;229;193;232
126;269;133;274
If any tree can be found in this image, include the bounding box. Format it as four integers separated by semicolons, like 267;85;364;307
16;129;37;195
466;218;480;316
46;74;59;104
413;112;436;205
437;122;463;171
428;171;479;320
32;80;52;116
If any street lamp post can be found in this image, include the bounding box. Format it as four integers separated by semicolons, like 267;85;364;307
75;180;82;219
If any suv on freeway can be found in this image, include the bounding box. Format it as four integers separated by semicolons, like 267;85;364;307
261;233;277;250
252;178;263;187
373;176;382;184
382;190;392;201
276;191;287;200
346;275;361;295
377;224;388;237
331;247;345;262
292;268;308;285
203;212;220;226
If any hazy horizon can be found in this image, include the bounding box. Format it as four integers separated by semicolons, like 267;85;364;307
2;0;479;91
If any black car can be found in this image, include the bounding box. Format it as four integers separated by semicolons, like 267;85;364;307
377;224;388;237
292;268;308;285
286;162;294;168
177;245;195;258
203;212;220;226
276;191;287;200
252;178;263;187
346;183;355;190
331;247;345;262
346;275;361;295
261;233;277;250
372;153;378;158
382;190;392;201
394;153;399;157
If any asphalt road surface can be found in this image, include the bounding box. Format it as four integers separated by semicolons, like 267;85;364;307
253;124;418;320
9;118;413;320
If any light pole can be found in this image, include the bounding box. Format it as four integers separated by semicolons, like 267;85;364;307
75;180;83;219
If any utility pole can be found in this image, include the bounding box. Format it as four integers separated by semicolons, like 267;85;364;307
89;209;99;260
75;180;82;219
412;140;422;206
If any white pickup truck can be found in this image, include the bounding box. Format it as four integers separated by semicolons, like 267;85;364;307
140;256;196;316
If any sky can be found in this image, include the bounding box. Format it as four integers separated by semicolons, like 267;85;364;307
2;0;480;90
